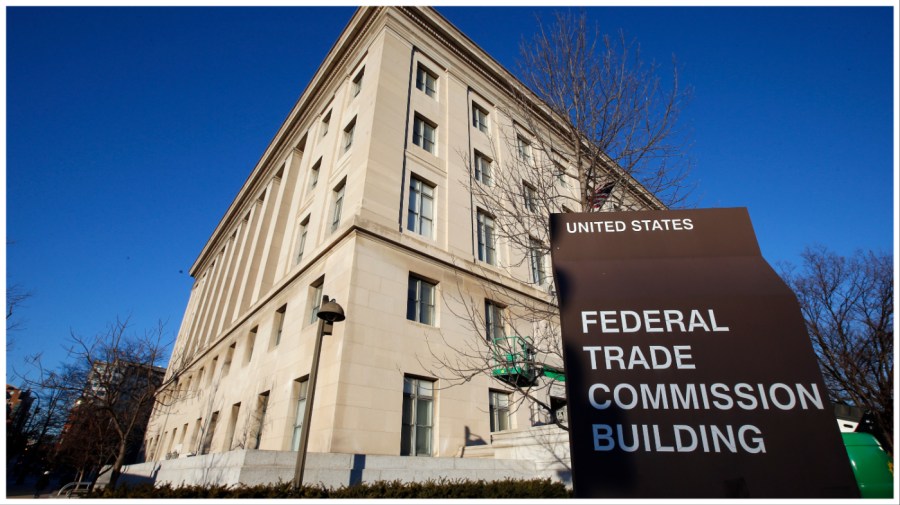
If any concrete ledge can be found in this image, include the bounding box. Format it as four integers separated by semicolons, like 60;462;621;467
114;450;549;489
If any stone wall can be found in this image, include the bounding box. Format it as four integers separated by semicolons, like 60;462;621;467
103;450;545;490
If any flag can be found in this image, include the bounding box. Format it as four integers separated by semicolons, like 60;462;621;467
591;181;615;210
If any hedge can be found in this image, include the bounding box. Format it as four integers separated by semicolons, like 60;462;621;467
88;477;571;498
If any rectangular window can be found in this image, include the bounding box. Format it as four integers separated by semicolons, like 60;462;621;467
407;176;435;237
200;411;219;455
474;152;492;186
321;110;331;137
190;418;202;454
523;182;537;212
222;343;235;376
401;376;434;456
245;327;257;365
295;216;310;265
476;210;497;265
225;402;240;451
331;180;345;232
407;275;436;326
551;396;568;425
309;280;324;325
485;300;505;341
413;115;436;154
208;357;218;386
472;104;489;133
528;237;546;285
309;159;321;190
272;305;287;347
253;391;270;450
516;135;533;165
351;68;364;97
415;64;437;98
554;162;569;188
343;117;356;152
489;391;511;432
291;378;309;451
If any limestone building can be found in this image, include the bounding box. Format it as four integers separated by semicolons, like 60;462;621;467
144;6;658;472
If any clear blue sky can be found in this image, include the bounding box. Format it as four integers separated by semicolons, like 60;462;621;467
4;5;896;381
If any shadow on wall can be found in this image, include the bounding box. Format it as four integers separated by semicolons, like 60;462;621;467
465;426;487;446
349;454;366;486
115;463;160;489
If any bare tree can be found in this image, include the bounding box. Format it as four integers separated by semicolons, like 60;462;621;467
7;284;33;352
19;318;188;487
780;246;893;454
428;11;693;430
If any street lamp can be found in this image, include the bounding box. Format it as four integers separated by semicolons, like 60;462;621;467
292;295;345;490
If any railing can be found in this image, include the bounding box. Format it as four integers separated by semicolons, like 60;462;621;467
56;481;92;497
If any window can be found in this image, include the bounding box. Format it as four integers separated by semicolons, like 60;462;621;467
343;117;356;152
222;343;235;376
551;397;568;425
331;180;345;232
245;327;257;365
476;210;497;265
253;392;269;450
489;391;511;432
290;378;309;451
401;376;434;456
272;305;287;347
407;275;436;326
412;115;436;154
554;162;569;188
474;152;492;186
295;216;310;265
321;110;331;137
528;237;546;285
516;135;533;165
189;418;202;454
523;182;537;212
309;159;321;190
485;300;505;341
416;64;437;98
208;357;218;386
225;402;240;451
308;280;324;325
407;176;434;237
200;411;219;455
472;104;489;133
351;68;364;97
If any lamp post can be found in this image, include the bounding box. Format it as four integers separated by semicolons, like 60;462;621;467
292;295;345;490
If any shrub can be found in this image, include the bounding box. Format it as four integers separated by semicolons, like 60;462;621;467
88;477;571;498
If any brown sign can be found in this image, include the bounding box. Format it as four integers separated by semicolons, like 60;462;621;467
549;208;859;498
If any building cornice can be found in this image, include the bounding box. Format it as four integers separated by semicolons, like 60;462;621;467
190;6;383;276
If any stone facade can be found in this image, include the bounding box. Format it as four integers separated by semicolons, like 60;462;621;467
143;6;653;482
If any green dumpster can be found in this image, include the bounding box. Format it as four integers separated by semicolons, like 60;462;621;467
842;432;894;498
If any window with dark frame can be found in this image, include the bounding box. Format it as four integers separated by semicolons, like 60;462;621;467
352;68;364;97
415;64;437;98
472;104;489;133
407;176;435;237
476;210;497;265
474;152;492;186
413;115;436;154
401;376;434;456
407;275;436;326
485;300;505;341
489;390;511;432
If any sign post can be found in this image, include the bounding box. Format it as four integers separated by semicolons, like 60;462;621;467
549;208;859;498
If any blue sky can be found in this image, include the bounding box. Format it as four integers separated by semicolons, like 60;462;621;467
4;5;896;380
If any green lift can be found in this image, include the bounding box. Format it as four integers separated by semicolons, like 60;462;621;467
491;335;565;387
